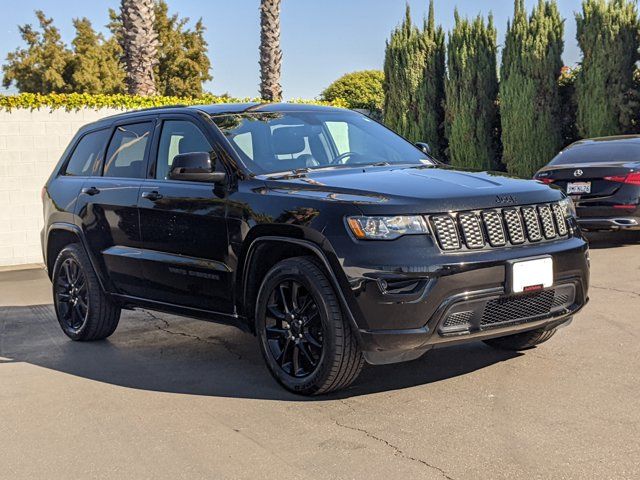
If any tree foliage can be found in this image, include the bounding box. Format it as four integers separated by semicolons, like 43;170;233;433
3;1;211;97
2;11;72;93
68;18;125;94
575;0;640;138
445;11;498;171
384;1;446;157
321;70;384;116
154;1;211;97
500;0;564;178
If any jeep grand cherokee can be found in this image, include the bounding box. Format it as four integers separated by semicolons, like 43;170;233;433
41;103;590;395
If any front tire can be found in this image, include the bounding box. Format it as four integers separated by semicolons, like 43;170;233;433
52;243;121;341
483;326;557;351
255;257;363;395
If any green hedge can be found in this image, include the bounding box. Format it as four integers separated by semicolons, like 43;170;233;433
0;93;347;112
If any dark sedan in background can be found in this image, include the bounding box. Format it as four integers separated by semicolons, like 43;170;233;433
535;135;640;232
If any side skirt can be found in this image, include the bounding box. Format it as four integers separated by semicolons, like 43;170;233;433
111;293;251;333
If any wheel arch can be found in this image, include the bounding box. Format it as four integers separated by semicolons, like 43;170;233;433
237;231;361;341
45;223;108;292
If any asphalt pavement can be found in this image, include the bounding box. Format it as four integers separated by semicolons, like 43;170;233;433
1;231;639;479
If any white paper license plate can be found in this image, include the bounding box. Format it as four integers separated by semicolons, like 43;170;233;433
567;181;591;194
510;257;553;293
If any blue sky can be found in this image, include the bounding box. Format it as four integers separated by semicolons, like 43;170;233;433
0;0;583;99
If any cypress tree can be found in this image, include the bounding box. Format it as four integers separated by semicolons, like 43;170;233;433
500;0;564;178
418;1;446;158
575;0;640;138
445;11;498;170
384;1;445;157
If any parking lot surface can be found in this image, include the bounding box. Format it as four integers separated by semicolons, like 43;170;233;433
1;232;639;479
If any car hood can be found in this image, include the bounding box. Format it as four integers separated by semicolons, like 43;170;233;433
261;165;561;213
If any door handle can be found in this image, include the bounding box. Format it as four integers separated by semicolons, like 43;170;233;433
81;186;100;196
141;190;163;201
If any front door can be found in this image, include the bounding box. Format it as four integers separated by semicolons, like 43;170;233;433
137;117;233;313
77;120;155;297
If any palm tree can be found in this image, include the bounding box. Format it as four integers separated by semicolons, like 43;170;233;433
259;0;282;102
120;0;158;96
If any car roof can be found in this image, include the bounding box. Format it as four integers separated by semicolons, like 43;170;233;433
79;102;349;132
569;134;640;148
190;102;348;115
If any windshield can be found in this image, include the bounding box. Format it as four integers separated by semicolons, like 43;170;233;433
211;110;433;175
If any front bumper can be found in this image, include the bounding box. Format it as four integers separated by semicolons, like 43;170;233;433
333;234;590;365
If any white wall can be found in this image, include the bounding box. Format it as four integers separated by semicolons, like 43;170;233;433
0;107;124;267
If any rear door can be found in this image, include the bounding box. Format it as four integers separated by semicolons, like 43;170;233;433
137;115;233;313
77;118;156;297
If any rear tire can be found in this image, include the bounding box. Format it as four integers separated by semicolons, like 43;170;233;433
52;243;121;341
255;256;363;395
483;326;557;351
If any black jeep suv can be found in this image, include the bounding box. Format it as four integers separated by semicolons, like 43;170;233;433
42;103;589;395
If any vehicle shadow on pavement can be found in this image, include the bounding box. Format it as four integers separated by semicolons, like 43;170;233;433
0;304;521;401
584;230;640;249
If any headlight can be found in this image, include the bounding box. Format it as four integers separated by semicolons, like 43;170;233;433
559;197;576;218
346;215;429;240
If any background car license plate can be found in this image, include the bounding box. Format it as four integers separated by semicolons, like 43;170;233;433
510;257;553;293
567;181;591;194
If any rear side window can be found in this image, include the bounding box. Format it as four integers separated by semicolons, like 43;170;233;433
103;122;154;178
64;129;110;176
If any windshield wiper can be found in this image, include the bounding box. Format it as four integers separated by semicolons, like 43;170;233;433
265;162;411;179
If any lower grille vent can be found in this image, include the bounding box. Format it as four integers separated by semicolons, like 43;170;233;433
442;311;473;330
438;284;576;335
481;290;555;327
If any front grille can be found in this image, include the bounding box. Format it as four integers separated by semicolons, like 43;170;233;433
503;208;525;244
429;202;569;252
481;290;555;326
458;213;484;249
538;205;557;239
551;203;568;236
432;215;460;251
482;210;507;247
522;206;543;242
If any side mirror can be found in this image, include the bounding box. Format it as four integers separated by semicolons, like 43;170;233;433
169;152;226;183
415;142;431;155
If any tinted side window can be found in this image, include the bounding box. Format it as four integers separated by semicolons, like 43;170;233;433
156;120;213;179
64;129;110;176
103;122;153;178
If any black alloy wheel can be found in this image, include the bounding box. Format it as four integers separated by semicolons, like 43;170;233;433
264;279;324;378
256;257;363;395
52;243;121;341
55;257;89;333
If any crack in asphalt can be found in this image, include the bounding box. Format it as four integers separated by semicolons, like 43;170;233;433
333;419;455;479
590;284;640;299
143;311;244;360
